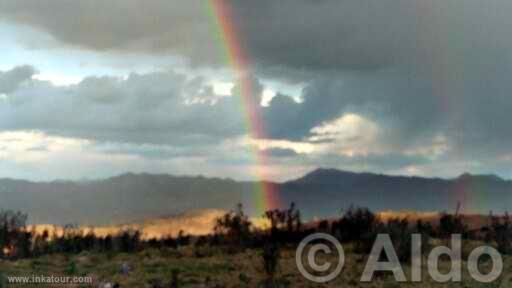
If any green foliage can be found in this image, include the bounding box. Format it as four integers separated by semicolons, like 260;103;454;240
0;272;6;288
66;260;77;275
170;268;180;288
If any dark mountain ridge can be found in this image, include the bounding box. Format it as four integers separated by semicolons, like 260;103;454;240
0;168;510;225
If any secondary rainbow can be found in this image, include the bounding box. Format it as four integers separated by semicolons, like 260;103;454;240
207;0;282;214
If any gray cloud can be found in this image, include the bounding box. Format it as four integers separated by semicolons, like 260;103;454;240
0;65;36;94
0;67;245;146
2;0;507;73
261;67;512;167
2;1;510;73
2;62;512;178
2;1;512;178
0;0;220;65
4;0;511;152
262;148;298;158
263;70;442;143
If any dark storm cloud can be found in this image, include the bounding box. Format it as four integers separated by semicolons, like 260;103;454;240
263;70;442;144
0;0;456;71
1;0;511;79
0;0;221;65
3;1;510;73
2;0;512;176
263;66;512;160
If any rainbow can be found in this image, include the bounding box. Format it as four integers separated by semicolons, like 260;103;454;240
207;0;282;214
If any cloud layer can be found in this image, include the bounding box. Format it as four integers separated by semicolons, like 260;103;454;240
0;69;247;145
2;1;512;179
3;1;511;72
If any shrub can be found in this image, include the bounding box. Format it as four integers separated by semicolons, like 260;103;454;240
214;204;252;248
332;206;379;253
491;213;512;254
261;242;280;279
438;212;466;238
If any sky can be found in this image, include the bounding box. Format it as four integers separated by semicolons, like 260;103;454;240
1;0;512;181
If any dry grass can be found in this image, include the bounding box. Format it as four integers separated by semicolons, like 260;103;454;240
0;242;511;287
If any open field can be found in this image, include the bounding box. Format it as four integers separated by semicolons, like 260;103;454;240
2;205;511;287
0;242;510;288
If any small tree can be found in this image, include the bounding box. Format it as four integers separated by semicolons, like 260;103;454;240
0;210;29;259
438;212;466;238
264;203;302;242
286;202;301;233
117;229;141;253
491;213;512;254
215;204;252;248
331;206;379;253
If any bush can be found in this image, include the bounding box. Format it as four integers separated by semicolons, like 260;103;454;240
438;212;466;238
491;213;512;254
332;206;379;253
214;204;252;248
383;218;412;262
0;210;30;259
0;272;6;288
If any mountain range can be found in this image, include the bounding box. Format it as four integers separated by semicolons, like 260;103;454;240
0;169;511;225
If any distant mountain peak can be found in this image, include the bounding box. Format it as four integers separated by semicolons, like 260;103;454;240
456;172;504;182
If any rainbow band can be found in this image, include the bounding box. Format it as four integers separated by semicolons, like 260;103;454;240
208;0;281;214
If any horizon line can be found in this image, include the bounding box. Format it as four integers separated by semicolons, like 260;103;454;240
0;168;508;184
